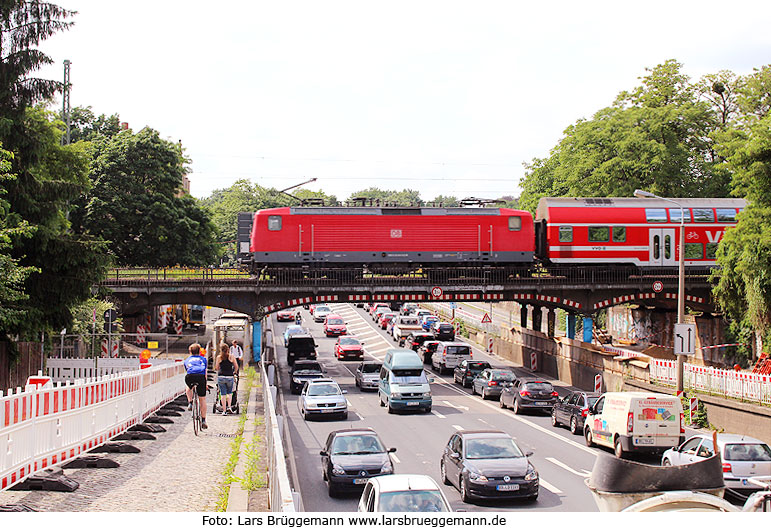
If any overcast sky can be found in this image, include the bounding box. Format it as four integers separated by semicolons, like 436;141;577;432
37;1;771;202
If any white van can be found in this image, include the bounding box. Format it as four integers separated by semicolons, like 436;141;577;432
584;392;685;458
378;349;432;414
430;342;472;374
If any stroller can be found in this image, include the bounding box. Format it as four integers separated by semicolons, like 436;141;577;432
213;371;241;415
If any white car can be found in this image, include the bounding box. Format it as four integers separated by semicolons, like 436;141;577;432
298;380;348;420
357;474;452;512
662;434;771;493
313;305;333;322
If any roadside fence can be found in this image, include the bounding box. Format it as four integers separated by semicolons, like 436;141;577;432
50;333;202;359
0;361;186;491
650;358;771;406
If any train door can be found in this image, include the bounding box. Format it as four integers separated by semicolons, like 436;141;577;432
649;228;676;266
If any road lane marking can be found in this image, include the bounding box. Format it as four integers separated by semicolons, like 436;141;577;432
539;478;563;494
452;425;464;431
545;457;590;478
478;418;489;425
391;454;401;463
442;401;469;411
432;411;447;419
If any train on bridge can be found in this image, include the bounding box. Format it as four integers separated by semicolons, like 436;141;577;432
240;197;745;272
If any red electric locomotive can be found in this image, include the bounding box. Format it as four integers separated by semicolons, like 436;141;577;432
249;206;535;268
534;197;746;267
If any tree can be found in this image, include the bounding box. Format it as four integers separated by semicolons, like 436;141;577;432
66;106;121;143
347;187;423;206
78;127;218;266
518;60;731;213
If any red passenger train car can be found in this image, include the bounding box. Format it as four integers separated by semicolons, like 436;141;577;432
249;206;535;267
534;197;746;267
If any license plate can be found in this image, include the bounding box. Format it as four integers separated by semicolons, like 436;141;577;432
354;478;368;485
407;401;419;406
535;402;548;406
497;484;519;491
635;437;655;445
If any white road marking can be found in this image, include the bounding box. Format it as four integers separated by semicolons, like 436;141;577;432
545;457;590;478
391;454;401;463
539;478;563;494
478;418;489;425
581;469;591;475
442;400;469;411
432;411;447;419
452;424;464;431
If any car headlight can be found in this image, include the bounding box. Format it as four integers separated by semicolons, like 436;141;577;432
390;392;401;399
423;392;431;399
468;472;488;482
380;462;393;474
292;377;302;383
332;465;345;476
524;466;538;481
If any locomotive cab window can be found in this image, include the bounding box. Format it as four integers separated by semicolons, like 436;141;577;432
558;226;573;242
692;209;715;223
508;216;522;231
588;226;610;242
646;209;668;223
612;226;626;242
669;209;691;223
267;215;282;231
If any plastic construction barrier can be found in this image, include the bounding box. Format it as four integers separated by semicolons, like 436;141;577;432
0;362;186;491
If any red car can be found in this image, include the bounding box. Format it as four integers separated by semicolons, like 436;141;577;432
335;337;364;360
378;312;397;329
276;309;295;322
324;314;347;337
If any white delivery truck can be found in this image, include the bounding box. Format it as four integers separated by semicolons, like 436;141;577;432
584;392;685;459
391;315;423;345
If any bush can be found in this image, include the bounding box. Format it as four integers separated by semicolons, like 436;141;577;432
680;392;710;428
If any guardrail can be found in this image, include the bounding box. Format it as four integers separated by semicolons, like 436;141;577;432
650;359;771;406
0;362;186;491
261;363;295;511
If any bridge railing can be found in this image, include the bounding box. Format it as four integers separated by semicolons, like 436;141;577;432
0;362;186;491
650;358;771;406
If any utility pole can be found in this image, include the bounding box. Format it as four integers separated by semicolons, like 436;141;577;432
62;60;71;145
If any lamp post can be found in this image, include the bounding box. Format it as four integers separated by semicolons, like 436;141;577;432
634;189;686;393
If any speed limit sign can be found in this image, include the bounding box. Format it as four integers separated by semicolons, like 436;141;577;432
652;281;664;293
431;286;443;298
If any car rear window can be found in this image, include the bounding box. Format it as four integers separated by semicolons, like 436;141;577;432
490;371;515;382
524;381;554;392
446;346;470;355
724;443;771;462
361;364;381;373
439;324;453;331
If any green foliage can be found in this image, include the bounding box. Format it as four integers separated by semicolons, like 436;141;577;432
76;127;218;266
680;392;709;428
66;106;122;143
454;318;468;338
347;187;423;206
518;60;731;213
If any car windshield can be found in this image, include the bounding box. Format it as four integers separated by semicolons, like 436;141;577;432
307;384;340;396
315;306;331;313
390;369;428;385
490;371;515;382
331;434;385;455
361;363;382;374
524;382;554;392
378;491;446;512
339;338;360;346
587;396;600;407
327;318;344;325
465;438;524;459
724;443;771;461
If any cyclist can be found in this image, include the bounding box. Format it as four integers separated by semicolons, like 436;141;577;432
184;343;208;430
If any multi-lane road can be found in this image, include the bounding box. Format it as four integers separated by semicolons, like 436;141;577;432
268;303;694;512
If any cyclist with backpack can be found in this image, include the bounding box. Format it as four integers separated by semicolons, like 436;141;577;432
184;343;208;430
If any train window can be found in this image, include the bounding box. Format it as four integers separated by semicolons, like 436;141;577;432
706;243;719;259
558;226;573;242
612;226;626;242
692;209;715;223
685;243;703;259
664;234;672;260
653;235;660;260
716;209;737;222
508;216;522;231
646;209;668;223
268;216;282;231
669;208;691;223
588;226;610;242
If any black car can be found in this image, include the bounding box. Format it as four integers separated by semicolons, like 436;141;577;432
289;360;325;394
320;428;396;497
453;360;492;388
417;340;441;364
440;430;538;503
432;322;455;341
551;391;601;435
499;378;559;414
286;333;318;365
471;368;516;399
404;332;436;352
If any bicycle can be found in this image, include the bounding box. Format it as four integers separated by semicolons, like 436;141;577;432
191;383;202;435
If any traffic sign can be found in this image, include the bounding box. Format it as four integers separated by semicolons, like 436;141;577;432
530;352;538;372
674;323;696;355
594;374;602;393
431;286;443;298
481;313;492;324
689;397;699;422
652;280;664;293
449;302;458;309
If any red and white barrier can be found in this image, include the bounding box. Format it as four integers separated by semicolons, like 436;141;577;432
136;325;146;344
530;351;538;372
175;319;183;335
488;337;494;354
0;362;186;491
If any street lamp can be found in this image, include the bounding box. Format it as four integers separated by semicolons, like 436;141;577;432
634;189;686;393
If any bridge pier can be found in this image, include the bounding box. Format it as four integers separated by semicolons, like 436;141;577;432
566;313;576;340
532;306;543;333
582;317;593;343
520;305;528;328
546;308;556;338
